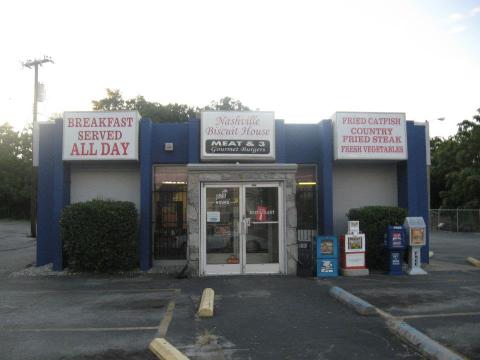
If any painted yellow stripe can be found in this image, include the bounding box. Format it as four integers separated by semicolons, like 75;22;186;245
399;311;480;320
1;288;179;294
0;326;159;332
157;289;180;337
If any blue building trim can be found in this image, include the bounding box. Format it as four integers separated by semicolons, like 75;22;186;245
188;117;200;163
397;121;429;263
139;118;153;271
275;120;286;163
318;120;333;235
408;122;429;262
284;124;320;164
151;122;189;164
52;119;69;271
37;123;55;266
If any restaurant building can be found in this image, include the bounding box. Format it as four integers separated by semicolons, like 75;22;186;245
36;111;429;276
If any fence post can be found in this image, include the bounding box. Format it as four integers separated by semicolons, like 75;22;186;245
456;209;459;232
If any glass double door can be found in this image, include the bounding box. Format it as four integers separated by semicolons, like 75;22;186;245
202;183;283;275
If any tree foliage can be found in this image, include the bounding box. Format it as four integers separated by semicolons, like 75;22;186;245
0;123;32;218
204;96;250;111
92;89;250;122
431;108;480;208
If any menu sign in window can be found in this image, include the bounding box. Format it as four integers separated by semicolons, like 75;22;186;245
201;111;275;161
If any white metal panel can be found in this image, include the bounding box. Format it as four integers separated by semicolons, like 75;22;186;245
70;164;140;209
332;162;398;235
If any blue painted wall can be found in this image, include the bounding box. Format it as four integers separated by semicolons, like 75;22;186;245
397;122;430;262
139;119;153;270
37;120;69;270
285;124;320;164
317;120;334;235
37;124;56;266
151;122;189;164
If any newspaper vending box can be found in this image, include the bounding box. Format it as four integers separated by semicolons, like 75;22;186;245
404;217;427;275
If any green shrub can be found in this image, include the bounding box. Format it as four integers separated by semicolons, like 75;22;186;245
347;206;407;271
61;200;138;272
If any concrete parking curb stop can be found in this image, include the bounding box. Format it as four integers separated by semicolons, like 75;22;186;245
329;286;468;360
466;256;480;268
328;286;377;315
149;338;189;360
386;319;466;360
197;288;215;317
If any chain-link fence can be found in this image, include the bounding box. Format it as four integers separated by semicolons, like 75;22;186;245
429;209;480;232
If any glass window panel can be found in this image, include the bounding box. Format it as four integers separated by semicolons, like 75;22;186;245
245;187;279;264
206;187;240;265
153;166;188;260
296;165;318;238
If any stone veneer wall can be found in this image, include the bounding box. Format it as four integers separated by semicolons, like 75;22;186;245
186;164;298;276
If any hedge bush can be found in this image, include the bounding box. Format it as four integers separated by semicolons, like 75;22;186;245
61;200;138;272
347;206;407;271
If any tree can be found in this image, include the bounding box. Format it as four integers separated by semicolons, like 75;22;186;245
0;123;32;218
204;96;250;111
92;89;251;123
430;108;480;208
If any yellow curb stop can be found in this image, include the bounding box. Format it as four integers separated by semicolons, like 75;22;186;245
149;338;189;360
197;288;215;317
466;257;480;268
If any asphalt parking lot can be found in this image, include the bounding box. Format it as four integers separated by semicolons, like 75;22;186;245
0;220;478;359
328;231;480;359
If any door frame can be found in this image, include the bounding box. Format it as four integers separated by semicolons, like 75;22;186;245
200;181;285;276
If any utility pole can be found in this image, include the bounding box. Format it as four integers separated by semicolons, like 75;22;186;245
22;56;54;238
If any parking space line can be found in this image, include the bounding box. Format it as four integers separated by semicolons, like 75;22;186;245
461;286;480;294
0;288;178;294
0;326;159;332
399;311;480;320
157;288;181;338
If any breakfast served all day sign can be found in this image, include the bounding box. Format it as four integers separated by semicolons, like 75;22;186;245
62;111;140;161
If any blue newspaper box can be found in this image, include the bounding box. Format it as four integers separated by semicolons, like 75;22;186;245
316;236;339;277
385;226;406;275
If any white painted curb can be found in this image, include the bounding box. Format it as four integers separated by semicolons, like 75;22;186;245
387;319;466;360
329;286;377;315
466;257;480;268
329;286;468;360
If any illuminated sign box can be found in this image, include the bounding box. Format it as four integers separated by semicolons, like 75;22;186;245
201;111;275;161
332;111;407;160
62;111;140;161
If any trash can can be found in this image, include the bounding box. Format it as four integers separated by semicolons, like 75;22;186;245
297;240;313;277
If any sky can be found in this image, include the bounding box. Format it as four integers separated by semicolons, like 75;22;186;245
1;0;479;138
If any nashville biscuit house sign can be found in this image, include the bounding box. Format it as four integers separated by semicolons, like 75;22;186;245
62;111;140;160
201;111;276;161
